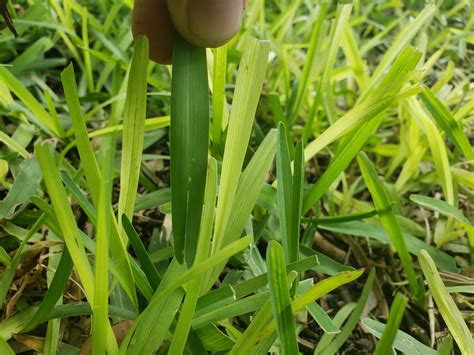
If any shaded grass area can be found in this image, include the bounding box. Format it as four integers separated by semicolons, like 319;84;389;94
0;0;473;354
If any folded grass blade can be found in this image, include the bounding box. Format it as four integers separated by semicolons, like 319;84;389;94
362;318;437;355
171;34;210;265
418;250;474;354
373;293;408;355
357;153;421;299
267;241;298;354
118;35;149;225
212;37;270;254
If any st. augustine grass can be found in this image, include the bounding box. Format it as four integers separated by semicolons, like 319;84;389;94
0;1;473;354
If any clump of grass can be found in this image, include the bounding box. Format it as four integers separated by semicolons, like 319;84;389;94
0;1;473;354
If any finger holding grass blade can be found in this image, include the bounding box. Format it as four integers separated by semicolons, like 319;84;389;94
132;0;248;64
133;0;247;265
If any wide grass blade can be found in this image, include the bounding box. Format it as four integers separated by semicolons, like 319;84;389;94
362;318;437;355
318;221;458;272
418;250;474;354
0;338;14;355
118;35;149;225
357;152;421;299
123;260;186;354
212;37;270;254
205;129;277;290
277;123;303;264
373;293;408;355
410;195;472;226
169;159;218;354
267;241;299;354
35;143;95;300
92;143;117;353
61;64;101;203
170;34;210;265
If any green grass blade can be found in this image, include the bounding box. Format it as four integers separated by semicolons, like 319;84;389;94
276;123;294;262
357;152;421;299
315;303;357;350
25;248;73;332
0;215;46;310
290;2;327;120
60;171;97;224
38;232;62;354
358;4;436;101
419;89;474;161
93;122;119;354
161;236;253;299
221;129;277;249
0;155;42;220
61;64;101;205
290;141;304;260
0;338;14;355
169;158;218;354
267;241;299;354
61;63;137;307
124;260;186;354
170;34;209;265
292;269;364;314
303;115;383;213
362;318;437;355
319;3;353;124
419;250;474;354
230;272;297;354
410;195;471;226
234;269;363;353
213;37;270;254
0;66;64;137
211;45;228;150
118;35;149;225
315;269;375;354
122;215;161;290
319;221;458;273
205;129;277;290
35;143;95;300
373;293;408;355
197;255;318;312
408;98;455;204
307;302;340;334
193;293;269;329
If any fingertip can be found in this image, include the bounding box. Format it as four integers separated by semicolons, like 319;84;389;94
167;0;246;48
132;0;174;64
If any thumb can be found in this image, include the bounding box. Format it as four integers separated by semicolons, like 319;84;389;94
166;0;246;48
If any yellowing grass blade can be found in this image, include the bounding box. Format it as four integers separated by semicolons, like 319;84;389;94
419;250;474;354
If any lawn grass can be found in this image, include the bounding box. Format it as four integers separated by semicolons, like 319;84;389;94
0;1;473;354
